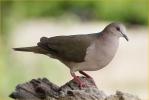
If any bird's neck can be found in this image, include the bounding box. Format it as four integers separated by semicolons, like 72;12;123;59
99;31;119;43
97;31;119;53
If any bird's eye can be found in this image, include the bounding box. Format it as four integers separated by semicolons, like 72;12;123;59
116;27;120;31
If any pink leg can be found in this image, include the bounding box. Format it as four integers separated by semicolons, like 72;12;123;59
79;71;92;78
71;72;86;88
79;71;96;86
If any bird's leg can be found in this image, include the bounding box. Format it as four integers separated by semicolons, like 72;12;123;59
70;72;86;88
79;71;92;78
79;71;96;86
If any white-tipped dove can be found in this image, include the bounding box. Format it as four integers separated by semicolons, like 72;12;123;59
13;22;128;88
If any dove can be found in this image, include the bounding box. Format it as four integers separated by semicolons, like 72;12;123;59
13;22;128;88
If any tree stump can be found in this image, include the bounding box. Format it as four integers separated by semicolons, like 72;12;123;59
9;77;141;100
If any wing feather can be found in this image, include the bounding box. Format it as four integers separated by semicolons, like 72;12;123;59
37;34;98;62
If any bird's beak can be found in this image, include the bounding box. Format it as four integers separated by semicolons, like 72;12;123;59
120;31;129;41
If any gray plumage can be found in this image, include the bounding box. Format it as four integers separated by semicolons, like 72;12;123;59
13;22;128;74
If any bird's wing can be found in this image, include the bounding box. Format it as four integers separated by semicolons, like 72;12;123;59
37;34;98;62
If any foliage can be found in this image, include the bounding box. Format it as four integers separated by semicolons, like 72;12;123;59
0;0;148;37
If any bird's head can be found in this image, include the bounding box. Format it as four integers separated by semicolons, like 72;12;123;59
104;22;129;41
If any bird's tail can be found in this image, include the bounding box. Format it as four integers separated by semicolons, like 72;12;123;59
13;46;49;54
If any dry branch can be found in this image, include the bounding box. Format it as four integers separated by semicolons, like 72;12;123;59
9;77;141;100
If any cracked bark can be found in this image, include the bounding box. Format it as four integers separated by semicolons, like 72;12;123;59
9;77;141;100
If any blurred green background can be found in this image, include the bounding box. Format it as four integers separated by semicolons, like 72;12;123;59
0;0;148;100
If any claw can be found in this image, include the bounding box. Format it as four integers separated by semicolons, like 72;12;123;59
73;76;88;89
70;71;97;89
71;72;88;89
79;71;96;86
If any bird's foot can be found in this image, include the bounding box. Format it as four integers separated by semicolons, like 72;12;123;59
73;76;88;89
71;72;96;89
79;71;97;86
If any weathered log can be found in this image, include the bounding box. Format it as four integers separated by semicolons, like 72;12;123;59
9;77;141;100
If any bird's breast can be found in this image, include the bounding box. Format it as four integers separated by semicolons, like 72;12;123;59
63;39;119;72
81;40;119;71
